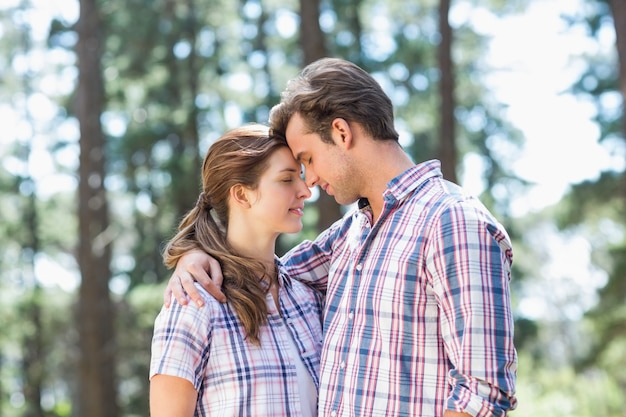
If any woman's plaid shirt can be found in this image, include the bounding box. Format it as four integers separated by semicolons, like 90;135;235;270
150;264;324;416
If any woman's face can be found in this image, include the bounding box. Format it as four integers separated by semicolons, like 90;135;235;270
245;147;311;236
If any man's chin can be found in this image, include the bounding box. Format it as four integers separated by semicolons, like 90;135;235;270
332;194;358;206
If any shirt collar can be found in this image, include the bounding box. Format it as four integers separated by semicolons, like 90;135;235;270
275;256;293;289
384;159;442;203
356;159;442;211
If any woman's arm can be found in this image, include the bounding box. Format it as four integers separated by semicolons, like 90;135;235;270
150;374;198;417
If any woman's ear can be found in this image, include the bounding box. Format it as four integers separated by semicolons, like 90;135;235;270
230;184;252;208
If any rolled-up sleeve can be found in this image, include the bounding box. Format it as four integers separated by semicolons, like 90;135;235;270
427;202;517;416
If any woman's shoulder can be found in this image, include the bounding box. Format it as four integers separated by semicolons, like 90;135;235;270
164;283;225;320
193;282;224;307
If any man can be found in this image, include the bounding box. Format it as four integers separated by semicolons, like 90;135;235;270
165;58;517;416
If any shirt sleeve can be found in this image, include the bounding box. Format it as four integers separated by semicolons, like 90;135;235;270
281;216;348;293
425;201;517;416
150;284;212;391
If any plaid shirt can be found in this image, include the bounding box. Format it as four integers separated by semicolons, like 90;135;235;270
150;262;324;417
282;160;518;417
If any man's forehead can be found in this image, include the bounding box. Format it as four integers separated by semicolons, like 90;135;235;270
287;111;313;133
287;124;306;152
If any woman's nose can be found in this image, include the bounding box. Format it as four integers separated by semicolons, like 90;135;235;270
299;179;312;199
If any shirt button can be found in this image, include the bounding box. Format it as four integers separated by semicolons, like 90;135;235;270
331;412;337;417
340;361;345;369
355;264;362;271
348;311;354;320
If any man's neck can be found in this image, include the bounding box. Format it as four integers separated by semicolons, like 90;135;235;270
359;143;414;221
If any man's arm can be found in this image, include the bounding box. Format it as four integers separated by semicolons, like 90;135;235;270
164;240;330;308
164;249;226;307
429;203;517;416
164;215;345;307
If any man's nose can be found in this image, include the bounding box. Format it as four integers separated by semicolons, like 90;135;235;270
304;169;318;188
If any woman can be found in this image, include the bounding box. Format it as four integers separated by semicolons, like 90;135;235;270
149;124;323;417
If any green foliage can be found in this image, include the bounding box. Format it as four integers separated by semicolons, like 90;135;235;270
96;0;306;291
115;284;165;415
0;286;76;417
37;192;78;253
514;353;626;417
557;172;624;228
556;2;626;394
1;0;624;414
566;0;620;142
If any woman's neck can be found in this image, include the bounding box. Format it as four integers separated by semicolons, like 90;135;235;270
226;209;278;279
228;229;280;310
227;234;276;273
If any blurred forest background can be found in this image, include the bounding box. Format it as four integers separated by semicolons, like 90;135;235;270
0;0;625;416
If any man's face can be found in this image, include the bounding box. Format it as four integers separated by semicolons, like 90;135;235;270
285;113;360;206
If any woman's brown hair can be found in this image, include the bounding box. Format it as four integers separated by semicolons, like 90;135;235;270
163;123;289;345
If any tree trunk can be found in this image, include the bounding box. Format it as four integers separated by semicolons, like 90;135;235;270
21;289;44;417
608;0;626;199
165;0;201;220
299;0;343;231
76;0;118;415
609;0;626;140
185;0;201;200
18;21;45;416
300;0;326;63
437;0;458;183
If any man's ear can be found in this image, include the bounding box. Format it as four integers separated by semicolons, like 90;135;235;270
331;118;353;148
230;184;252;208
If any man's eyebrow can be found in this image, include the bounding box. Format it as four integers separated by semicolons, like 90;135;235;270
294;152;305;163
